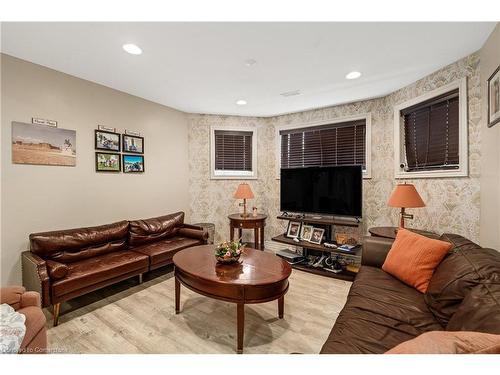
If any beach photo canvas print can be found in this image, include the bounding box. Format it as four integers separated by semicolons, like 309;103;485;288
123;154;144;173
12;121;76;166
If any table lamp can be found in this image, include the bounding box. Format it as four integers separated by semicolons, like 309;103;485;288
388;183;425;228
234;183;254;218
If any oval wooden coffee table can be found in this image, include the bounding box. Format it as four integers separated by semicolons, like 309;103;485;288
173;245;292;353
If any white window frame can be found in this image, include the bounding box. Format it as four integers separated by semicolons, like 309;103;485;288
393;78;468;179
275;113;372;179
210;125;258;180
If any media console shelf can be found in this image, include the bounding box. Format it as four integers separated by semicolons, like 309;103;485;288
272;215;362;281
276;215;360;228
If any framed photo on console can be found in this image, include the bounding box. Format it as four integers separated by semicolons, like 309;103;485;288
310;227;325;244
122;134;144;153
95;129;120;152
286;221;301;239
300;225;313;241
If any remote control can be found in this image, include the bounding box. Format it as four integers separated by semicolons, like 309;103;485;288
324;242;338;249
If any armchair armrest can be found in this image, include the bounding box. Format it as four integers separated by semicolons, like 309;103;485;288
0;286;25;309
21;251;51;307
361;236;394;268
178;224;209;243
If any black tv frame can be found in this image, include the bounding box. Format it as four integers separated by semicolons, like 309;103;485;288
279;165;363;219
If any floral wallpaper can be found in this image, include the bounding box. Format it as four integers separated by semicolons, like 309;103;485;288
187;52;481;245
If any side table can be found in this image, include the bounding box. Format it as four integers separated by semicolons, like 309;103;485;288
228;213;267;250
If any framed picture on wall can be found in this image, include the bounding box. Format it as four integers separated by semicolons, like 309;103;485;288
12;121;76;166
123;154;145;173
95;129;121;151
95;152;121;172
487;65;500;127
122;134;144;154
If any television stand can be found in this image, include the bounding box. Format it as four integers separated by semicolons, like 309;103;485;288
272;215;362;281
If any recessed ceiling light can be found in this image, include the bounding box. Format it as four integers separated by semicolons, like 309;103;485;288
122;43;142;55
236;99;247;106
345;71;361;80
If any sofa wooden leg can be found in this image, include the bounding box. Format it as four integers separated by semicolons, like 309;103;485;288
138;273;143;284
53;303;61;327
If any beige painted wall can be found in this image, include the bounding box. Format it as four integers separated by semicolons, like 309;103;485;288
1;54;190;285
479;23;500;250
188;53;482;246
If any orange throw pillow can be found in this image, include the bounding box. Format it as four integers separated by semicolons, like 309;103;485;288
382;228;452;293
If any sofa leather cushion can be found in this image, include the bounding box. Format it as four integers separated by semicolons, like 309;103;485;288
30;220;129;262
132;236;202;265
46;260;69;280
320;266;443;354
52;250;148;297
385;331;500;354
446;282;500;334
129;212;184;247
382;229;452;293
425;233;500;327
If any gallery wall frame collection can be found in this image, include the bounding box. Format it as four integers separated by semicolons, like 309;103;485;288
94;127;144;173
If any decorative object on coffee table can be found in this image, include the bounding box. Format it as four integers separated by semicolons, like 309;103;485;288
388;183;425;228
228;213;267;250
215;240;244;263
233;183;254;218
173;245;292;354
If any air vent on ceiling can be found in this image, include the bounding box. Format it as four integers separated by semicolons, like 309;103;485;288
280;90;301;97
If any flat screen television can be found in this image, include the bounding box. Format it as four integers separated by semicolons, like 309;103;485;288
280;165;362;218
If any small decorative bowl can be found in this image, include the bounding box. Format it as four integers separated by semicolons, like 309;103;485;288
215;254;241;264
215;240;244;264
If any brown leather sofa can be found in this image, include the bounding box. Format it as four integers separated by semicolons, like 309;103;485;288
0;286;47;354
22;212;207;326
320;233;500;354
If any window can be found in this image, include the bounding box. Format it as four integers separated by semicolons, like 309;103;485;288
394;78;468;178
276;115;371;178
210;126;257;179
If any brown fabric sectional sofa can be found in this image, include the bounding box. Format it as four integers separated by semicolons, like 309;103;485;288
320;233;500;353
21;211;207;326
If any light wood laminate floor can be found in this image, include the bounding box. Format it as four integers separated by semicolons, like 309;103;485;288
45;265;351;354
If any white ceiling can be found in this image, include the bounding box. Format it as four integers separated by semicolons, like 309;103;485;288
1;22;496;117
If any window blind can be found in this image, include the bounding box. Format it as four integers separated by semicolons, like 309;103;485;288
280;120;366;169
214;130;253;171
402;89;459;172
